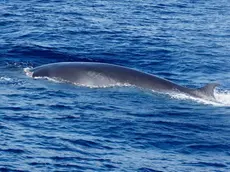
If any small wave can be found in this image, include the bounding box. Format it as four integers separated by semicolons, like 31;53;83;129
183;162;227;168
0;167;26;172
0;148;25;154
0;77;11;82
138;167;163;172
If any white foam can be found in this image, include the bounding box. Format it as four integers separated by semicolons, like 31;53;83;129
214;90;230;106
169;89;230;107
24;67;64;84
72;82;131;88
24;67;33;77
0;77;11;82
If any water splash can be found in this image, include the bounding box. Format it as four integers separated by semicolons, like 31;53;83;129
214;90;230;106
170;89;230;107
24;67;33;77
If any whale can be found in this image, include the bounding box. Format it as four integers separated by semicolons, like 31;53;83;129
29;62;219;101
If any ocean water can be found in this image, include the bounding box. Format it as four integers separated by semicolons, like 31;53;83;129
0;0;230;171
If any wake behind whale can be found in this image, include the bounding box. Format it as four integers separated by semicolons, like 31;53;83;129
27;62;219;102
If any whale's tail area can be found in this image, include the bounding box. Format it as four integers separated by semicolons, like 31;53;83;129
191;83;220;101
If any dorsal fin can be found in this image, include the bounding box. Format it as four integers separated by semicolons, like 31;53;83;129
196;83;219;100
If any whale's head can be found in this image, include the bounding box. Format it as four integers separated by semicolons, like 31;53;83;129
31;66;50;78
30;63;78;83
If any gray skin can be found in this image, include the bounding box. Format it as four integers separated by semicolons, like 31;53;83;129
30;62;219;101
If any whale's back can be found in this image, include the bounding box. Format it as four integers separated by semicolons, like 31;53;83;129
30;62;219;101
31;62;183;90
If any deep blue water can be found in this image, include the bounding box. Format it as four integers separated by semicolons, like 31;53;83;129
1;0;230;171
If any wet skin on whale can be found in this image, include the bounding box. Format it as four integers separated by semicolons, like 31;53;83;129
30;62;219;101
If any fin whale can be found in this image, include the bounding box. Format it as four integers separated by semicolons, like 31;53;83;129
30;62;219;101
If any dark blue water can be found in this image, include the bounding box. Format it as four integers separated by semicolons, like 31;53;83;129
1;0;230;171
